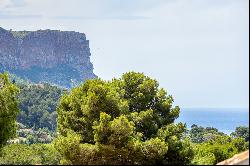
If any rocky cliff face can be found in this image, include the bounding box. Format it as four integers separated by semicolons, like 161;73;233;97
0;27;97;88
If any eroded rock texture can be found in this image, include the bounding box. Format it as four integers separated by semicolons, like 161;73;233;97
0;27;97;88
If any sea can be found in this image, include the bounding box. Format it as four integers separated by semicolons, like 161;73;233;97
175;108;249;135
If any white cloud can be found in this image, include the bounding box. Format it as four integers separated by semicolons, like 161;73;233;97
0;0;11;10
0;0;11;6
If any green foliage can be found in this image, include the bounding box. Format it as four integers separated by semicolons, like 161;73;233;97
16;127;54;145
192;151;216;165
93;112;135;147
191;135;248;165
3;70;247;165
231;137;248;152
0;143;61;165
53;131;84;165
55;72;194;165
157;123;194;165
10;64;84;88
17;83;64;131
54;130;169;165
190;125;249;165
8;73;30;87
0;72;20;149
230;126;249;142
189;124;225;143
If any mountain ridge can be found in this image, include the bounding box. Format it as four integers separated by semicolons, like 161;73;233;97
0;27;97;88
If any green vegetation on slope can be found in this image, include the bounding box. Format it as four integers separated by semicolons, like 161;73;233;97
188;124;249;165
0;144;61;165
10;65;83;88
17;83;65;131
6;72;65;132
0;73;20;149
231;126;249;142
188;124;226;143
0;72;249;165
14;124;56;145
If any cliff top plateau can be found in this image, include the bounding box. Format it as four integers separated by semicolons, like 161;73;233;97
0;27;97;88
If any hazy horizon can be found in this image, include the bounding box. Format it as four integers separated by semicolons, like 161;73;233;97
0;0;249;108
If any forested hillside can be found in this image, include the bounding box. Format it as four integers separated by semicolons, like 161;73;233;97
0;72;249;165
2;73;65;144
17;83;65;131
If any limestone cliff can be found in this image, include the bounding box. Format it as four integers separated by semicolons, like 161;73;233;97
0;27;97;88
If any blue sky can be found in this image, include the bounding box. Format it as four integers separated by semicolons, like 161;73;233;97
0;0;249;108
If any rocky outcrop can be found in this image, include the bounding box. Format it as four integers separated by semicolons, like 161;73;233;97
0;27;97;88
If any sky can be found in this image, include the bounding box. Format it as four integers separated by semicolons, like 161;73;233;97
0;0;249;108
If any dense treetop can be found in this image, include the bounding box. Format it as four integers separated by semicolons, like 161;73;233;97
189;124;226;143
55;72;193;165
0;73;19;148
230;126;249;142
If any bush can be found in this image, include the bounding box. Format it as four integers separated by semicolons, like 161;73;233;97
0;144;61;165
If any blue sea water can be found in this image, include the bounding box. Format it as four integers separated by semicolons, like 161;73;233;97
175;108;249;135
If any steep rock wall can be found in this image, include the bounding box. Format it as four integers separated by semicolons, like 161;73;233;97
0;27;97;88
